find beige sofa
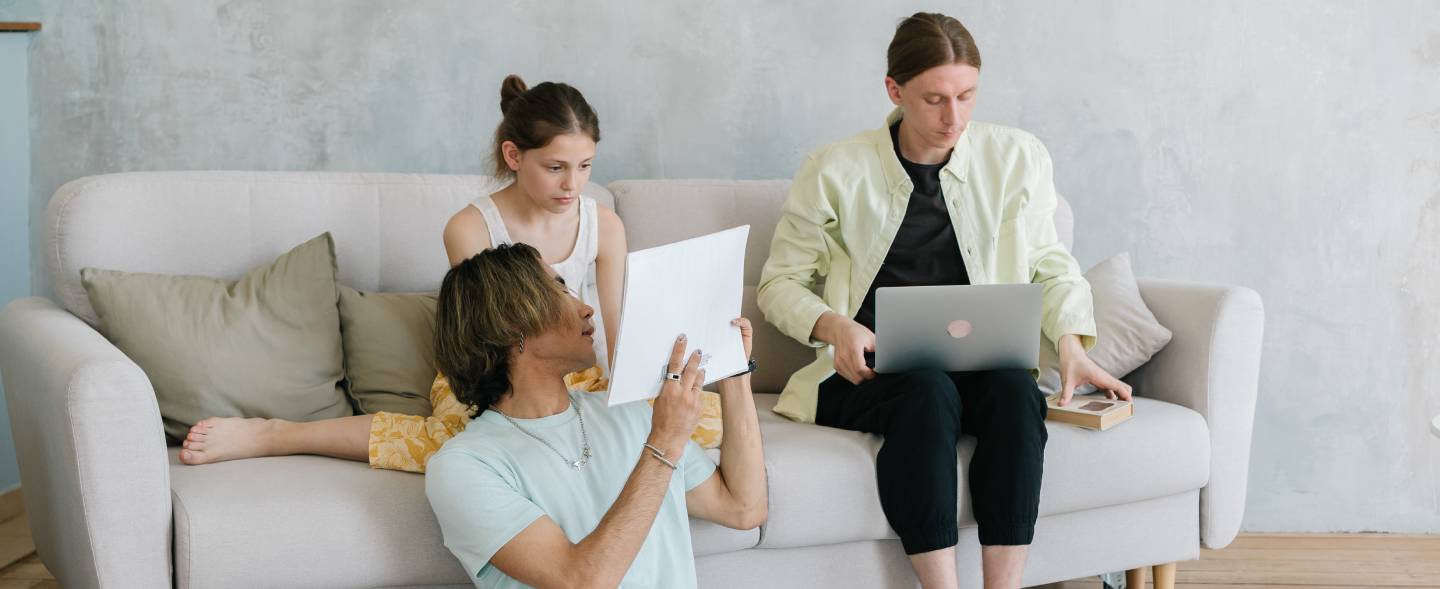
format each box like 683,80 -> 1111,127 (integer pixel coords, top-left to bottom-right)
0,172 -> 1264,588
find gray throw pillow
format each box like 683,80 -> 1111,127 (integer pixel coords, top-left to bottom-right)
81,233 -> 352,441
1038,253 -> 1172,396
338,286 -> 437,416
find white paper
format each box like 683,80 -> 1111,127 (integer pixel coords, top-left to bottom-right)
606,225 -> 750,406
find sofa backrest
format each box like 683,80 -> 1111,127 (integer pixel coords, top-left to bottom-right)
44,171 -> 614,326
45,172 -> 1074,396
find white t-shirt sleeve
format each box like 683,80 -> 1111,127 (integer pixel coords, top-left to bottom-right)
425,449 -> 546,580
680,439 -> 717,492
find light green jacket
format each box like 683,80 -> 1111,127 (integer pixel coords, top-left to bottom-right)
758,110 -> 1098,423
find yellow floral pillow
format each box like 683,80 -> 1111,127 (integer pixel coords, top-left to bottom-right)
687,390 -> 723,449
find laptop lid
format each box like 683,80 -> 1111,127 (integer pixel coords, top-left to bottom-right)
873,284 -> 1043,374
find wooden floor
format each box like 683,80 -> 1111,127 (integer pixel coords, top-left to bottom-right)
0,517 -> 1433,588
0,555 -> 54,589
0,512 -> 54,589
1052,533 -> 1440,588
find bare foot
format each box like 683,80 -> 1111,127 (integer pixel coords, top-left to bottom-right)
178,417 -> 281,465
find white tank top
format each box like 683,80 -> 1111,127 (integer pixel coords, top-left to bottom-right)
470,192 -> 609,374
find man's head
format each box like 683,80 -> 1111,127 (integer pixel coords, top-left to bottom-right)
434,243 -> 597,416
884,13 -> 982,153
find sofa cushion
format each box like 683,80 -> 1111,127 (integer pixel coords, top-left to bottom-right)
338,286 -> 439,416
169,450 -> 757,589
1038,253 -> 1174,396
82,233 -> 352,441
753,393 -> 1209,549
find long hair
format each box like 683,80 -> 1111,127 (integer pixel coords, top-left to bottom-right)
433,243 -> 570,417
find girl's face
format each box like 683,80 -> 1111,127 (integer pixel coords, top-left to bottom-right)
502,132 -> 597,214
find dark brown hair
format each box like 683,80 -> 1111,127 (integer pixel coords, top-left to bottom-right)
886,12 -> 982,86
491,75 -> 601,178
433,243 -> 572,417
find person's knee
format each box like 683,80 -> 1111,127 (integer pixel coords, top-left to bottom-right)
980,369 -> 1042,398
975,369 -> 1047,418
982,368 -> 1039,389
894,369 -> 961,426
905,369 -> 960,406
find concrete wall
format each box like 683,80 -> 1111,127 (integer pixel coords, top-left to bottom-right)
0,32 -> 33,491
9,0 -> 1440,532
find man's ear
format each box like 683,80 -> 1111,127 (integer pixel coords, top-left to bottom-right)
884,76 -> 903,106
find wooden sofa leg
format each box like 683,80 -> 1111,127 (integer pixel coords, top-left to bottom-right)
1125,567 -> 1145,587
1151,562 -> 1176,589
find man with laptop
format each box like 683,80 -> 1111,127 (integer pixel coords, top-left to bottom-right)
756,12 -> 1132,589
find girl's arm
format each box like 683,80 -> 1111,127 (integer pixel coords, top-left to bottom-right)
594,206 -> 628,369
442,206 -> 494,267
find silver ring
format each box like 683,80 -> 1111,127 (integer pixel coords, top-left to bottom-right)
664,372 -> 682,381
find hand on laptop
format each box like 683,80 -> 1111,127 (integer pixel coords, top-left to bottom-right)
813,311 -> 877,384
1057,334 -> 1133,406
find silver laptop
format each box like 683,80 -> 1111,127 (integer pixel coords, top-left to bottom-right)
873,284 -> 1043,374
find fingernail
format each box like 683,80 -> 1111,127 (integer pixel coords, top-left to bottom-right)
679,334 -> 687,341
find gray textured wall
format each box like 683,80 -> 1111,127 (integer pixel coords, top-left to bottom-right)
0,0 -> 38,20
13,1 -> 1440,532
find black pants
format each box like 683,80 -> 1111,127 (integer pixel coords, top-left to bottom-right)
816,368 -> 1048,554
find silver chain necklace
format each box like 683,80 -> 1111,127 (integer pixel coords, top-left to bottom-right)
495,397 -> 593,471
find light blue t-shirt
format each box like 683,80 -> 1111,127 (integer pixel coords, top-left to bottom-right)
425,391 -> 717,589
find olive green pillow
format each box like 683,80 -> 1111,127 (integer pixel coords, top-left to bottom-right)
80,233 -> 352,441
338,286 -> 437,416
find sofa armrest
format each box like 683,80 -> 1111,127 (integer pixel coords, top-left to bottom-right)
1127,279 -> 1264,550
0,297 -> 171,589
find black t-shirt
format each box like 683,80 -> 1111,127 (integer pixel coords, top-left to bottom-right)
852,122 -> 972,335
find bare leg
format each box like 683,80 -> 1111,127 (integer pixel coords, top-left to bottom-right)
909,546 -> 958,589
180,414 -> 373,465
980,545 -> 1028,589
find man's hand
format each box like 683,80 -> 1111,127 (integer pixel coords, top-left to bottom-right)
649,334 -> 705,457
1057,334 -> 1132,406
732,317 -> 754,363
812,311 -> 876,384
